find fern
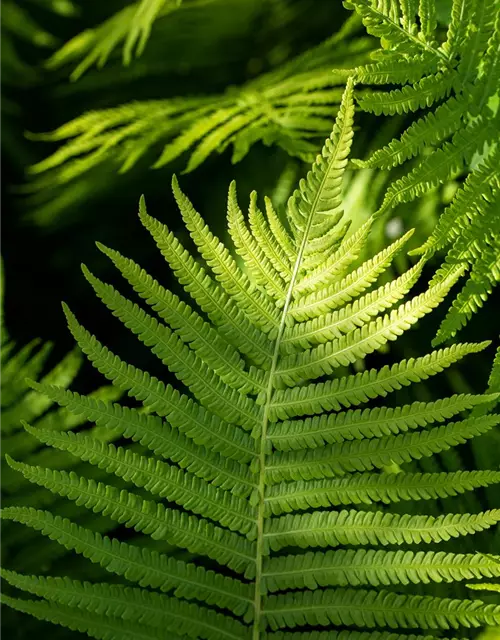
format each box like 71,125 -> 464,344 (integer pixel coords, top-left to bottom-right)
25,10 -> 371,215
3,81 -> 500,639
46,0 -> 183,78
343,0 -> 500,341
0,258 -> 121,580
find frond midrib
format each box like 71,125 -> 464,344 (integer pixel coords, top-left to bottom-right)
252,81 -> 354,638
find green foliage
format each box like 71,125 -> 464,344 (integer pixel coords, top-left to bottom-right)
22,0 -> 373,224
0,0 -> 75,157
2,82 -> 500,639
27,12 -> 366,197
47,0 -> 184,77
344,0 -> 500,342
0,258 -> 121,579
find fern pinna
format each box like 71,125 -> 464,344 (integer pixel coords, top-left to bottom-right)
2,80 -> 500,639
344,0 -> 500,343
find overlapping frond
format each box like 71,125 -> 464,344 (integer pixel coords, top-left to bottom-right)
3,85 -> 500,639
25,14 -> 373,224
345,0 -> 500,340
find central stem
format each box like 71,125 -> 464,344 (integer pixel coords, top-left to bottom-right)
252,219 -> 318,639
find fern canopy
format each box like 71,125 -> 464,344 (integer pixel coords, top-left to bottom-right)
2,82 -> 500,639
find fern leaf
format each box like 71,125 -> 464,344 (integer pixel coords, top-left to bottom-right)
266,509 -> 500,552
248,197 -> 294,280
228,185 -> 287,299
172,176 -> 281,334
343,0 -> 444,59
97,242 -> 264,394
5,89 -> 500,639
265,470 -> 500,516
1,507 -> 252,615
268,342 -> 490,420
5,456 -> 255,575
294,232 -> 417,320
354,96 -> 468,170
377,118 -> 492,215
292,219 -> 372,296
269,393 -> 498,451
82,266 -> 261,430
1,595 -> 167,640
264,588 -> 500,630
28,383 -> 254,496
30,380 -> 255,464
138,195 -> 274,365
22,425 -> 255,536
268,415 -> 500,482
283,261 -> 424,349
278,267 -> 465,386
443,0 -> 474,57
357,72 -> 455,116
286,77 -> 355,248
1,570 -> 249,640
264,549 -> 500,591
47,0 -> 182,79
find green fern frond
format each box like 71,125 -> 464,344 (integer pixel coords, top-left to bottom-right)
47,0 -> 183,79
3,84 -> 500,639
1,594 -> 169,640
344,0 -> 500,339
26,18 -> 372,224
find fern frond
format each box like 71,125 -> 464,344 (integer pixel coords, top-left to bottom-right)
291,226 -> 412,311
266,508 -> 500,552
354,96 -> 468,170
138,196 -> 274,366
267,415 -> 500,482
96,242 -> 264,394
22,425 -> 255,535
172,176 -> 281,334
345,0 -> 500,338
1,594 -> 167,640
357,72 -> 455,116
282,262 -> 424,349
278,268 -> 464,385
4,89 -> 500,639
47,0 -> 183,79
30,380 -> 255,463
287,76 -> 355,248
228,186 -> 287,299
28,25 -> 366,220
81,266 -> 261,430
